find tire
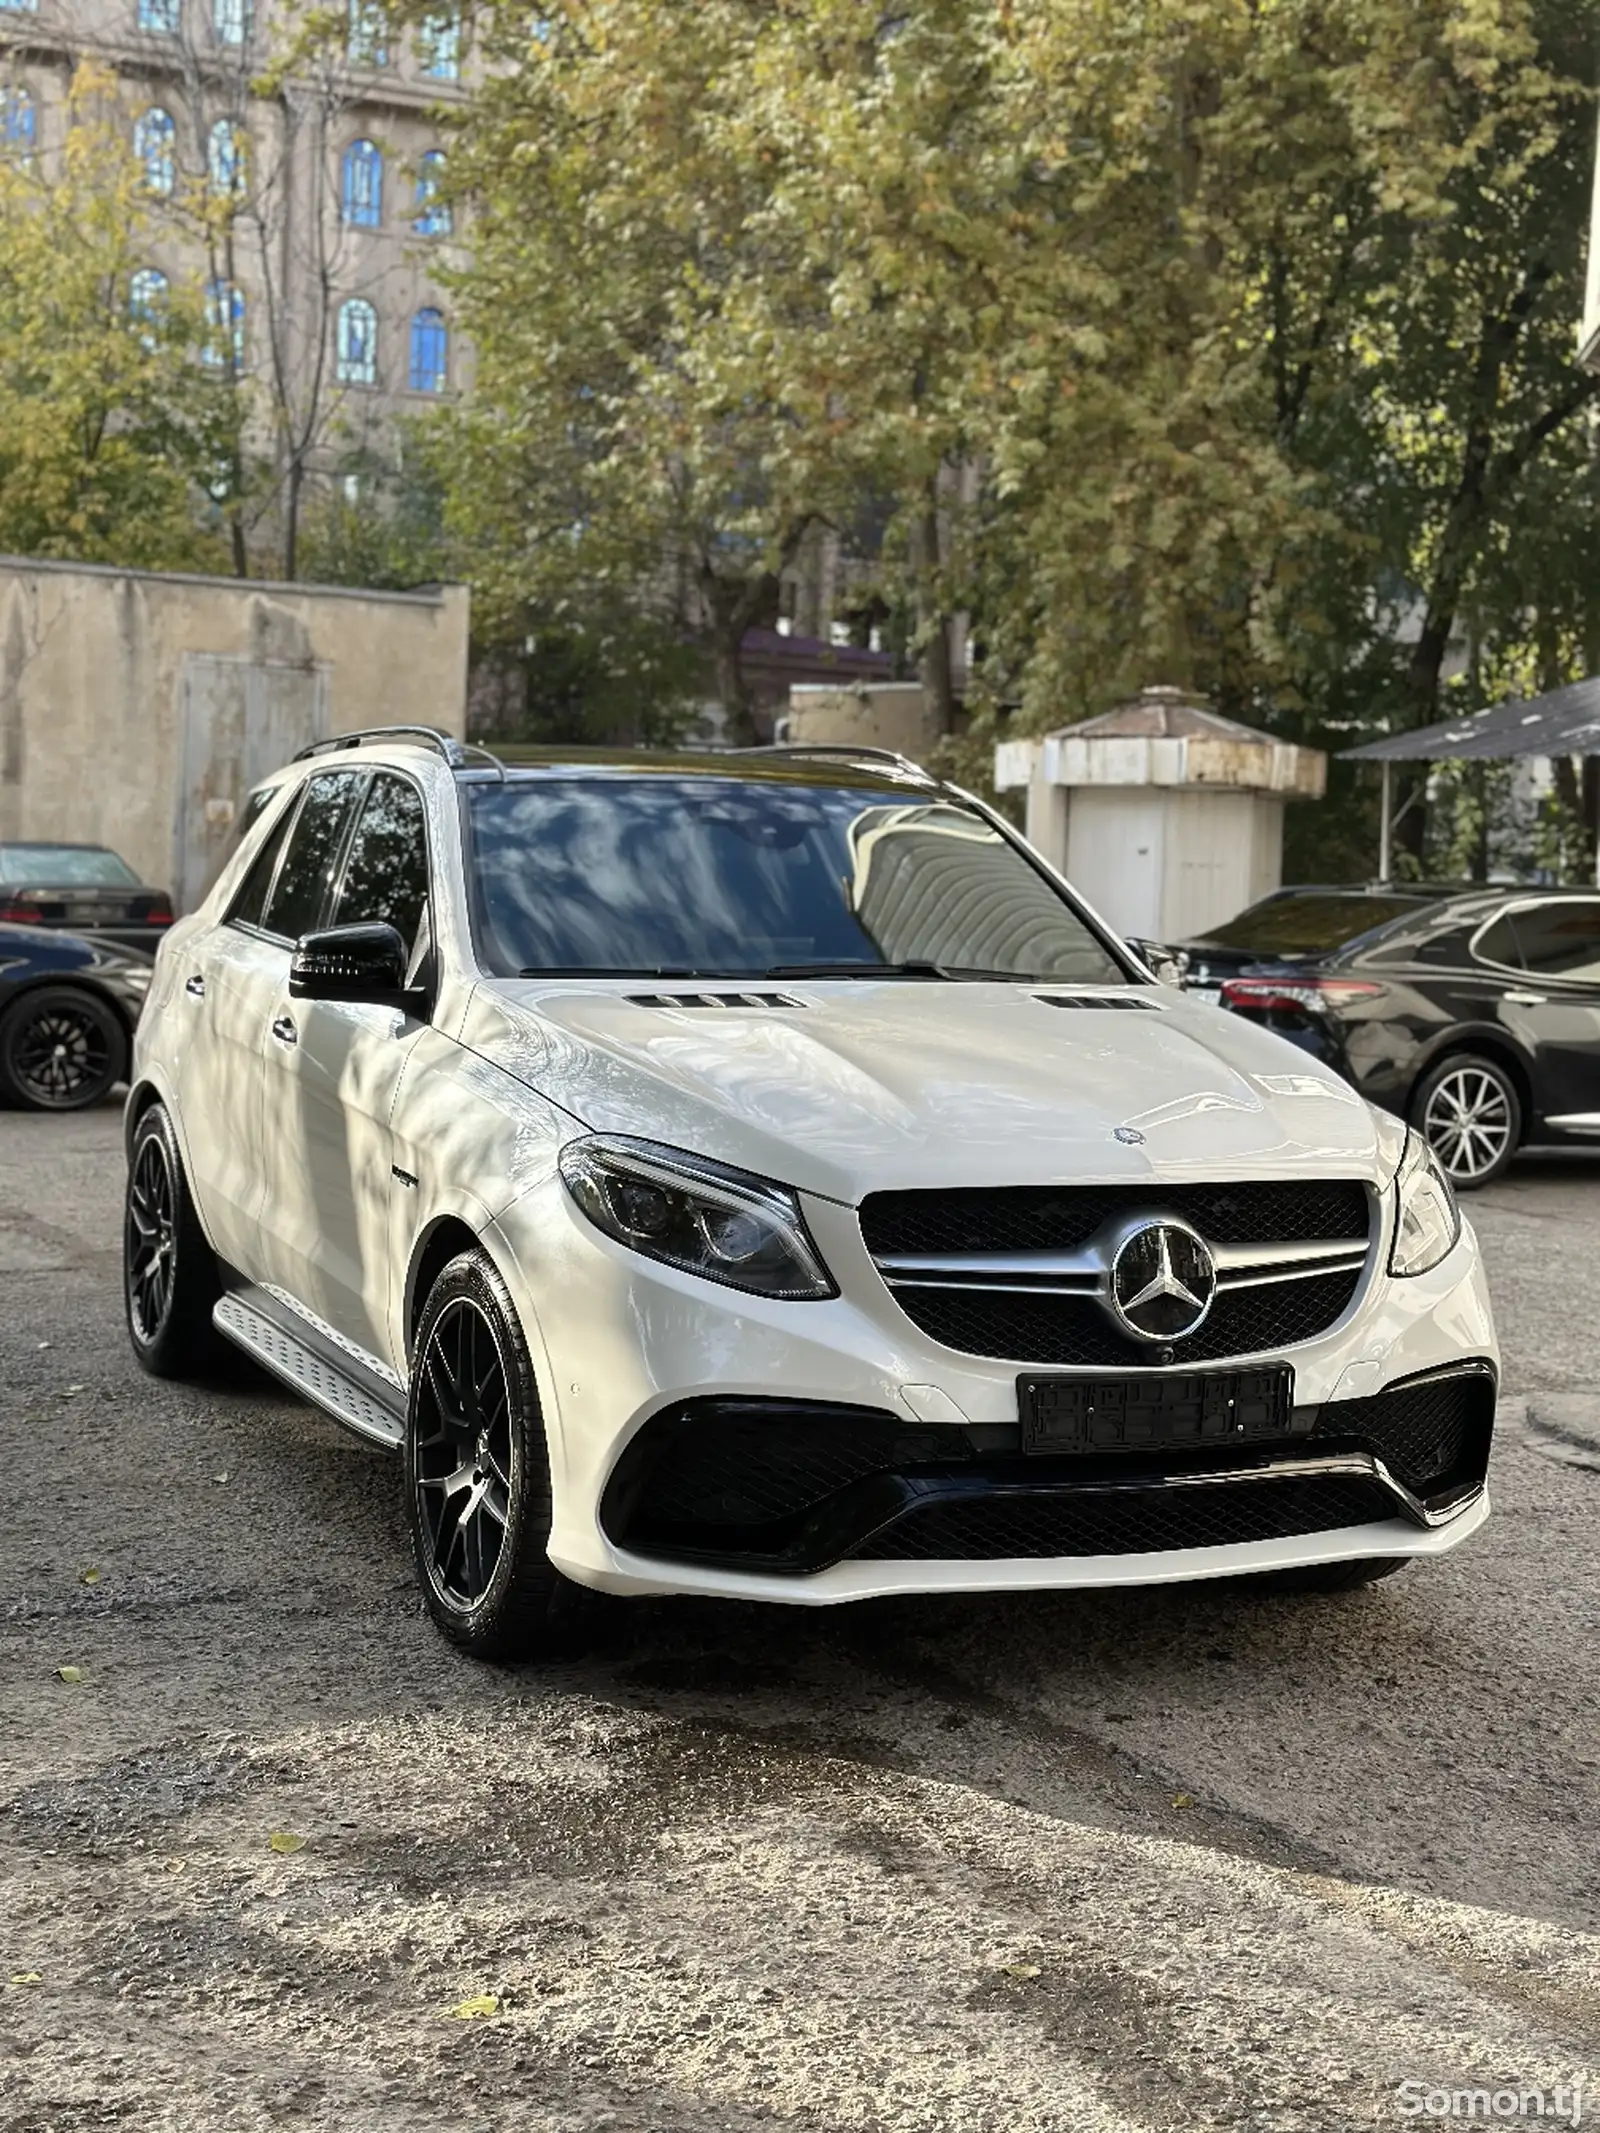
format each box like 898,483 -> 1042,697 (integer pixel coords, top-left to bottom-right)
405,1250 -> 591,1661
1409,1051 -> 1521,1190
124,1102 -> 227,1378
0,985 -> 128,1111
1261,1556 -> 1410,1594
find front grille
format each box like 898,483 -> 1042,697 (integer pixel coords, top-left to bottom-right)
856,1474 -> 1399,1560
1313,1367 -> 1494,1497
860,1182 -> 1370,1258
893,1267 -> 1362,1366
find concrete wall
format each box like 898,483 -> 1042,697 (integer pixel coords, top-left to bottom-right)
783,682 -> 945,763
0,557 -> 468,908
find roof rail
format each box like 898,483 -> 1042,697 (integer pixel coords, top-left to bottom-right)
732,742 -> 938,784
291,725 -> 507,779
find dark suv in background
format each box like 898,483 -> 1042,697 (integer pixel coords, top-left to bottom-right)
1181,884 -> 1600,1188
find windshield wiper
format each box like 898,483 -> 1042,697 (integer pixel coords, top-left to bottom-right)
763,961 -> 1035,982
516,965 -> 748,979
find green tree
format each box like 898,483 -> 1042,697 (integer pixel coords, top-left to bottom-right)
0,64 -> 231,568
437,0 -> 1027,737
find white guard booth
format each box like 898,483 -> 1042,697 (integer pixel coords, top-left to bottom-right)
994,686 -> 1326,944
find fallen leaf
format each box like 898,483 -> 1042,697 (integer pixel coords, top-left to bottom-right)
163,1857 -> 187,1875
79,1568 -> 100,1587
1171,1793 -> 1194,1809
211,1472 -> 230,1485
268,1831 -> 307,1855
56,1665 -> 83,1684
448,1993 -> 500,2020
1001,1962 -> 1042,1981
9,1972 -> 42,1986
35,1340 -> 51,1350
65,1383 -> 84,1394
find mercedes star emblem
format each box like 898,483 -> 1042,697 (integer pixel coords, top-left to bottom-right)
1108,1220 -> 1217,1342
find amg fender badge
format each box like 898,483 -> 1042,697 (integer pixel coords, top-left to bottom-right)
1113,1125 -> 1145,1145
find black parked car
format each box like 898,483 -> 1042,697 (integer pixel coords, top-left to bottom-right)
1181,883 -> 1600,1188
0,924 -> 151,1111
0,842 -> 175,953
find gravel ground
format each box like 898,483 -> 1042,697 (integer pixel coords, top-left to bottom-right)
1,1107 -> 1597,2133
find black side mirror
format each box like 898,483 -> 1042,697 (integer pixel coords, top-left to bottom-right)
290,922 -> 421,1010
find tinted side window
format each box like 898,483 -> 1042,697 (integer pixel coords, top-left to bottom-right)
1509,901 -> 1600,982
261,771 -> 363,943
332,773 -> 429,955
1470,915 -> 1522,971
229,802 -> 297,931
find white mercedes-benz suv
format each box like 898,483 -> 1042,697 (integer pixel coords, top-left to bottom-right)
124,730 -> 1497,1657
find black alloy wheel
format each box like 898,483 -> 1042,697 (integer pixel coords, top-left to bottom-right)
123,1102 -> 225,1378
406,1250 -> 589,1659
1410,1052 -> 1521,1190
0,986 -> 127,1111
126,1129 -> 177,1346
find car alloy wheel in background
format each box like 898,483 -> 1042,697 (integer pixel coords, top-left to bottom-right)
0,986 -> 126,1111
1413,1055 -> 1520,1190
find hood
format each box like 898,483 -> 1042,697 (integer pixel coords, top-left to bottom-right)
459,979 -> 1399,1204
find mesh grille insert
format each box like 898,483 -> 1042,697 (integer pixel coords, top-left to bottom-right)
860,1182 -> 1370,1257
1313,1369 -> 1494,1494
857,1474 -> 1400,1560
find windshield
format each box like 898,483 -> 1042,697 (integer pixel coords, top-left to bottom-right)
1194,892 -> 1425,957
0,844 -> 140,887
467,777 -> 1129,983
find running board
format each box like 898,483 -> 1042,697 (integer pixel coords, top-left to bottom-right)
213,1287 -> 406,1451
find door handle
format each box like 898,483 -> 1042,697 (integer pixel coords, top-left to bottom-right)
270,1013 -> 298,1046
185,973 -> 206,999
1504,990 -> 1547,1006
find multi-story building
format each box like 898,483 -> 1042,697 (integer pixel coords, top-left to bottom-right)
0,0 -> 469,557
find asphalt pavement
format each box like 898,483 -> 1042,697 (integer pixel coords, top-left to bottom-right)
1,1106 -> 1597,2133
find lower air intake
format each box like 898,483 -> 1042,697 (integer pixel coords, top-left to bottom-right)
855,1474 -> 1400,1560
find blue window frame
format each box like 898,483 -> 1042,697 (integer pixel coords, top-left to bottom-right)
134,107 -> 176,194
213,0 -> 249,42
208,118 -> 246,196
202,279 -> 245,371
0,0 -> 40,15
347,0 -> 388,66
130,267 -> 169,347
130,266 -> 169,315
408,307 -> 448,393
341,138 -> 382,227
413,150 -> 450,236
137,0 -> 181,33
2,85 -> 34,151
418,10 -> 458,78
336,298 -> 377,386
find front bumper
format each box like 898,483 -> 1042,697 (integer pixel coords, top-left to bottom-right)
483,1182 -> 1498,1603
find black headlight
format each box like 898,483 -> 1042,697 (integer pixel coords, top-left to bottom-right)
558,1135 -> 836,1300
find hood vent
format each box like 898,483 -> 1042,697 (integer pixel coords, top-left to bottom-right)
1035,992 -> 1161,1011
626,991 -> 807,1011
